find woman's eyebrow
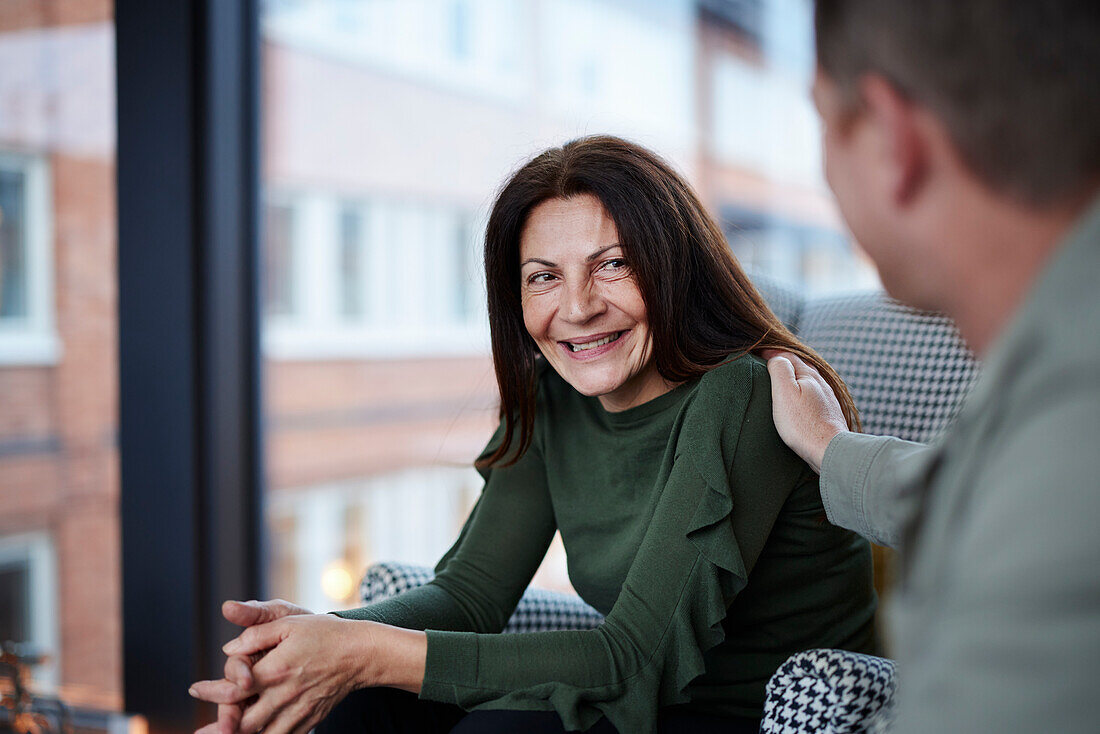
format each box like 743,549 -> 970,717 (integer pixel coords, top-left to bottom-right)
520,244 -> 621,269
521,256 -> 556,268
585,244 -> 621,262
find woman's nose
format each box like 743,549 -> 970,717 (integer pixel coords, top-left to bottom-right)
562,279 -> 606,323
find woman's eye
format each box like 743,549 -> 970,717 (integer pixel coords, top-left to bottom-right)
602,258 -> 628,271
526,272 -> 555,285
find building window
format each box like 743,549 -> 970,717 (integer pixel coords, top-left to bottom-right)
0,152 -> 58,365
263,192 -> 489,360
338,204 -> 366,321
0,533 -> 58,686
0,563 -> 29,643
698,0 -> 764,45
0,166 -> 28,319
449,0 -> 471,60
263,199 -> 297,318
454,213 -> 477,322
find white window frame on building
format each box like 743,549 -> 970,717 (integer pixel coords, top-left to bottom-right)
0,151 -> 59,366
262,188 -> 489,361
0,531 -> 60,686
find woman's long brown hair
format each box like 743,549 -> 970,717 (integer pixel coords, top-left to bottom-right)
479,135 -> 860,468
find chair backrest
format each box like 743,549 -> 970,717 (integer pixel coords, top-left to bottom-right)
756,280 -> 979,443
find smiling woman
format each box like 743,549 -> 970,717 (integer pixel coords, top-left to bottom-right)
191,136 -> 877,734
519,195 -> 666,413
479,135 -> 860,470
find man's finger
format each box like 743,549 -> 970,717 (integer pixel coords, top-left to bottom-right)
780,351 -> 818,377
195,723 -> 221,734
189,678 -> 252,705
766,354 -> 797,387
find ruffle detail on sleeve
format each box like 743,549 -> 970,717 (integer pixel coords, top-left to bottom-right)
428,531 -> 748,734
650,355 -> 758,711
421,357 -> 764,734
679,356 -> 754,586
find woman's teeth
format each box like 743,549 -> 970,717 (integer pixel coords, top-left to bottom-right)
568,332 -> 622,352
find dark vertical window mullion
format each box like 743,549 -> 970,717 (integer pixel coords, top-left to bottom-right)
118,1 -> 262,731
198,0 -> 265,699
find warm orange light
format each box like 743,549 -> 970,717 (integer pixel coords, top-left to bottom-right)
321,560 -> 356,601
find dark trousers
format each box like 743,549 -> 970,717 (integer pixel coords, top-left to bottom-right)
314,687 -> 762,733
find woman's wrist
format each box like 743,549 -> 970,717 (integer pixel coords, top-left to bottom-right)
349,620 -> 427,694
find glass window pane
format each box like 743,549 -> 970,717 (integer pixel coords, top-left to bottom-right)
0,167 -> 27,319
338,205 -> 364,320
263,201 -> 296,318
259,0 -> 878,617
0,563 -> 29,644
0,3 -> 121,714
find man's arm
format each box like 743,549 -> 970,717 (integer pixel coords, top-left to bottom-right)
765,351 -> 933,548
820,432 -> 929,548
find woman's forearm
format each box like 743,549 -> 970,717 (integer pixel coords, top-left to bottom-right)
355,621 -> 428,695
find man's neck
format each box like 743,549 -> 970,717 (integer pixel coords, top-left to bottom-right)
934,186 -> 1096,357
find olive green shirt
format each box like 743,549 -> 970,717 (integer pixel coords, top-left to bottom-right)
341,355 -> 877,733
821,195 -> 1100,733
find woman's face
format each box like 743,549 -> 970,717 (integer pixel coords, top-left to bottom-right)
519,194 -> 671,412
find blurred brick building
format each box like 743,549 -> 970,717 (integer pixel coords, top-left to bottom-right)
0,0 -> 120,709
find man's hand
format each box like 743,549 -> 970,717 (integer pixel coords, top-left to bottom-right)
190,599 -> 312,734
763,350 -> 850,473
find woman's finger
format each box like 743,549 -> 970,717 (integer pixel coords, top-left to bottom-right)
222,599 -> 312,628
224,619 -> 288,657
194,723 -> 221,734
255,699 -> 315,734
238,687 -> 289,734
189,678 -> 253,705
224,654 -> 254,690
217,703 -> 243,734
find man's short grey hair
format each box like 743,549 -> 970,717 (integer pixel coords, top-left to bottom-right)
815,0 -> 1100,205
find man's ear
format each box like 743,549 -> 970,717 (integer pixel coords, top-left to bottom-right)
858,74 -> 927,206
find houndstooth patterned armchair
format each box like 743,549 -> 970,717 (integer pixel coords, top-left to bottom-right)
359,283 -> 978,732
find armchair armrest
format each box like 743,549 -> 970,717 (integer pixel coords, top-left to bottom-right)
761,648 -> 898,734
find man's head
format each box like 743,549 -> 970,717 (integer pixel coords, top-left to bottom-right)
812,0 -> 1100,311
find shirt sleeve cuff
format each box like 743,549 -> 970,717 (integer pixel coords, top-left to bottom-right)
821,432 -> 894,542
420,630 -> 479,705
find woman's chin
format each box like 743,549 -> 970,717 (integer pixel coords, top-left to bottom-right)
567,380 -> 620,398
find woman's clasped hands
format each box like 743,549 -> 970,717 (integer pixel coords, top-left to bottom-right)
189,599 -> 427,734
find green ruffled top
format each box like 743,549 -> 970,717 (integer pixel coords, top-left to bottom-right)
337,354 -> 877,733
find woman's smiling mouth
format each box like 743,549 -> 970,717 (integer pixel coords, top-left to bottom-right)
560,331 -> 628,359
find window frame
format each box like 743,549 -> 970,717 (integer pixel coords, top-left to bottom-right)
117,0 -> 264,729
